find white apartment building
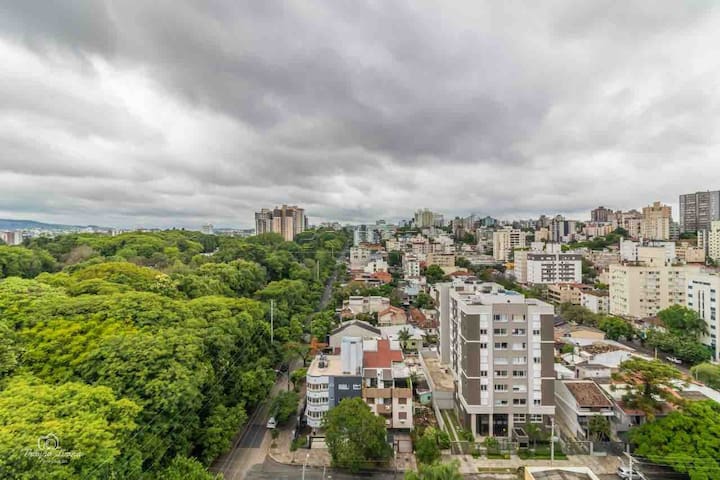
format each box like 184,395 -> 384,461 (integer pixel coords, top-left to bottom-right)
403,254 -> 421,277
349,246 -> 371,269
437,282 -> 555,438
609,262 -> 701,318
640,201 -> 672,241
686,272 -> 720,362
619,238 -> 676,263
580,290 -> 610,315
524,252 -> 582,285
699,220 -> 720,262
363,258 -> 389,274
493,227 -> 526,261
343,296 -> 390,316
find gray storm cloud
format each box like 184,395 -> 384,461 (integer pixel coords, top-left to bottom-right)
0,1 -> 719,227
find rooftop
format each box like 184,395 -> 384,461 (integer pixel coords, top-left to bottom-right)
420,350 -> 454,392
564,381 -> 613,408
363,339 -> 403,369
307,355 -> 351,377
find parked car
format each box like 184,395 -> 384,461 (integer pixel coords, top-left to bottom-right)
617,466 -> 646,479
266,417 -> 277,429
666,356 -> 682,364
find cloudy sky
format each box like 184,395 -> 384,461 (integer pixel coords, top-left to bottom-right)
1,1 -> 719,228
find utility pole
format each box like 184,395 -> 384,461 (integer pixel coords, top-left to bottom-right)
270,299 -> 274,344
550,416 -> 555,466
302,452 -> 310,480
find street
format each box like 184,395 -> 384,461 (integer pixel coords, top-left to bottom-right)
245,458 -> 400,480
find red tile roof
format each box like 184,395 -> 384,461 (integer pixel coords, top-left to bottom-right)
363,339 -> 403,369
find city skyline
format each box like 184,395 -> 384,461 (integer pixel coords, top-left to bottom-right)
1,2 -> 720,228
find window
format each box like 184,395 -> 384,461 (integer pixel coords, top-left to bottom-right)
494,328 -> 507,335
367,398 -> 374,404
513,414 -> 526,423
534,399 -> 542,406
494,342 -> 508,349
494,384 -> 508,392
399,412 -> 407,420
495,399 -> 509,406
480,385 -> 488,391
480,370 -> 488,377
479,343 -> 488,349
480,329 -> 488,335
530,414 -> 543,423
533,357 -> 541,364
398,398 -> 407,405
512,370 -> 526,377
513,398 -> 527,406
494,370 -> 508,377
513,384 -> 527,392
512,328 -> 526,336
533,329 -> 540,336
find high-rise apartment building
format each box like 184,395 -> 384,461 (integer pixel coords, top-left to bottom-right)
679,190 -> 720,233
640,201 -> 671,240
493,227 -> 526,261
686,273 -> 720,362
254,204 -> 306,241
699,220 -> 720,262
549,216 -> 577,243
609,260 -> 700,318
590,206 -> 613,223
435,282 -> 555,438
414,209 -> 444,228
514,251 -> 582,285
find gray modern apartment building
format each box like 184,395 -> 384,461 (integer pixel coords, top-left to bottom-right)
679,190 -> 720,233
435,281 -> 555,438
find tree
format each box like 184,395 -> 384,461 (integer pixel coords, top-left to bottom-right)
587,415 -> 610,441
310,311 -> 336,342
398,328 -> 412,350
290,368 -> 307,391
630,400 -> 720,480
425,265 -> 447,284
405,460 -> 462,480
598,316 -> 635,341
658,305 -> 707,340
455,257 -> 471,269
691,362 -> 720,389
271,391 -> 300,424
324,397 -> 392,472
612,358 -> 683,419
388,251 -> 402,267
525,423 -> 547,449
558,303 -> 599,326
414,292 -> 434,309
414,429 -> 441,464
158,457 -> 222,480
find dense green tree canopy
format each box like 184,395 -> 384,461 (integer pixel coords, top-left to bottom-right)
324,397 -> 392,472
658,305 -> 707,339
630,401 -> 720,480
612,358 -> 683,419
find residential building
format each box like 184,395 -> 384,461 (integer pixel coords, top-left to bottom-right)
329,321 -> 381,350
426,252 -> 456,268
619,238 -> 675,263
362,339 -> 414,430
414,209 -> 444,228
686,272 -> 720,362
306,339 -> 364,430
381,324 -> 425,352
349,246 -> 371,269
377,306 -> 407,327
679,190 -> 720,233
590,206 -> 614,223
550,216 -> 577,243
254,204 -> 306,241
403,254 -> 421,277
640,201 -> 671,240
438,282 -> 555,438
493,227 -> 526,261
675,242 -> 705,264
523,252 -> 582,285
547,284 -> 592,305
341,296 -> 390,317
554,380 -> 614,441
363,258 -> 389,274
609,262 -> 701,318
201,224 -> 214,235
580,290 -> 610,314
700,220 -> 720,262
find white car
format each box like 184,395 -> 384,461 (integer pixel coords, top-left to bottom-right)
666,356 -> 682,364
266,417 -> 277,429
617,466 -> 646,480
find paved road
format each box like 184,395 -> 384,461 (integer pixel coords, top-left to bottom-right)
245,458 -> 400,480
617,339 -> 693,375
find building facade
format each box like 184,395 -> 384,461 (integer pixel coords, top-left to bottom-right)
493,227 -> 526,261
686,273 -> 720,362
680,190 -> 720,233
640,201 -> 671,241
524,252 -> 582,285
590,206 -> 614,223
439,282 -> 555,438
254,204 -> 306,241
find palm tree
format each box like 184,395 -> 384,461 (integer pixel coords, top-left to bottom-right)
398,327 -> 411,351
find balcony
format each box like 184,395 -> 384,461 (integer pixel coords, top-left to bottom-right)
377,404 -> 393,415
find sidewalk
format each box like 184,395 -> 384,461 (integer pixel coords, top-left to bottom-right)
451,452 -> 621,475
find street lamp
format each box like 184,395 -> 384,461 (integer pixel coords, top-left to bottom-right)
302,452 -> 310,480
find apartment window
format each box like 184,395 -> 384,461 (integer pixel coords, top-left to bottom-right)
399,412 -> 407,420
533,329 -> 541,336
534,399 -> 542,406
530,414 -> 543,423
533,357 -> 541,364
495,384 -> 508,392
494,342 -> 508,349
513,414 -> 526,423
512,328 -> 526,336
494,328 -> 507,335
512,370 -> 526,377
480,385 -> 488,391
479,343 -> 488,349
513,399 -> 527,406
398,397 -> 407,405
495,399 -> 509,406
480,329 -> 488,335
367,398 -> 375,404
495,370 -> 508,377
513,385 -> 527,392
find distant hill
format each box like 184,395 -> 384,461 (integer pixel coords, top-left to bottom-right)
0,218 -> 103,231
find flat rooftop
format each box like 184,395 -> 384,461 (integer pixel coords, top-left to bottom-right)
307,355 -> 351,377
420,350 -> 454,392
531,471 -> 592,480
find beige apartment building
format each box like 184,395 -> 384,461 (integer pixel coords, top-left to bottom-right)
640,201 -> 671,241
254,204 -> 306,241
426,252 -> 456,268
493,227 -> 526,261
699,220 -> 720,262
609,261 -> 701,318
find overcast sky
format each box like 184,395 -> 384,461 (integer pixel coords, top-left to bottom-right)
1,1 -> 719,228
